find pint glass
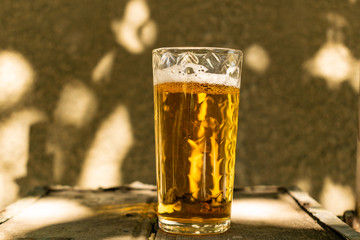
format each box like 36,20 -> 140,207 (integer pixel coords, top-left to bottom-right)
152,47 -> 243,234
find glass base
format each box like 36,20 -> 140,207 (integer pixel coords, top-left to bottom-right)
158,216 -> 231,235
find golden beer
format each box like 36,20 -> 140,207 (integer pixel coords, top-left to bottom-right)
153,47 -> 242,234
154,81 -> 240,233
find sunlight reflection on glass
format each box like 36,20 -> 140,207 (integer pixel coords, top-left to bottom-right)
54,80 -> 98,128
0,109 -> 46,209
0,51 -> 34,110
78,105 -> 134,188
111,0 -> 157,54
244,44 -> 270,74
319,176 -> 355,216
92,50 -> 116,84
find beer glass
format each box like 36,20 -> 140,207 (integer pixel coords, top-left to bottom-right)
152,47 -> 243,234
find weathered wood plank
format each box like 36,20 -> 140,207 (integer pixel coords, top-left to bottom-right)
288,188 -> 360,240
156,186 -> 344,240
0,185 -> 157,240
1,185 -> 358,240
0,186 -> 48,225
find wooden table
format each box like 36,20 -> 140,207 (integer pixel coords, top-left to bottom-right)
1,184 -> 360,240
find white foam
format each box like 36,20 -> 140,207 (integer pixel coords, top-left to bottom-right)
153,63 -> 240,88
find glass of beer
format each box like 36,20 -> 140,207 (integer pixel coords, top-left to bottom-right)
152,47 -> 243,234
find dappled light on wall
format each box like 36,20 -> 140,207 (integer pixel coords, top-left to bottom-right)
54,80 -> 98,128
295,178 -> 312,195
111,0 -> 157,54
0,109 -> 46,209
92,50 -> 116,84
78,105 -> 134,188
49,80 -> 99,183
0,51 -> 34,111
319,176 -> 355,216
244,44 -> 270,74
304,12 -> 359,91
304,42 -> 358,90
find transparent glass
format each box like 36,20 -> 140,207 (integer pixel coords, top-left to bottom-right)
152,47 -> 243,234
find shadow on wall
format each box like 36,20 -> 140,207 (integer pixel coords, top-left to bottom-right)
0,0 -> 158,209
0,0 -> 359,216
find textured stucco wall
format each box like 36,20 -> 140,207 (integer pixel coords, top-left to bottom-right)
0,0 -> 360,215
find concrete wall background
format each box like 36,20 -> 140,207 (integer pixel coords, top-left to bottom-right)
0,0 -> 359,215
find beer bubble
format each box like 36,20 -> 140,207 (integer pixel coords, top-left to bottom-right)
198,66 -> 207,72
185,67 -> 195,74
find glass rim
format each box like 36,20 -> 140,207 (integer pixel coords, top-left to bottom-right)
152,47 -> 243,56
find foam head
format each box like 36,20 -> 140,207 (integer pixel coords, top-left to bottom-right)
153,63 -> 241,88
